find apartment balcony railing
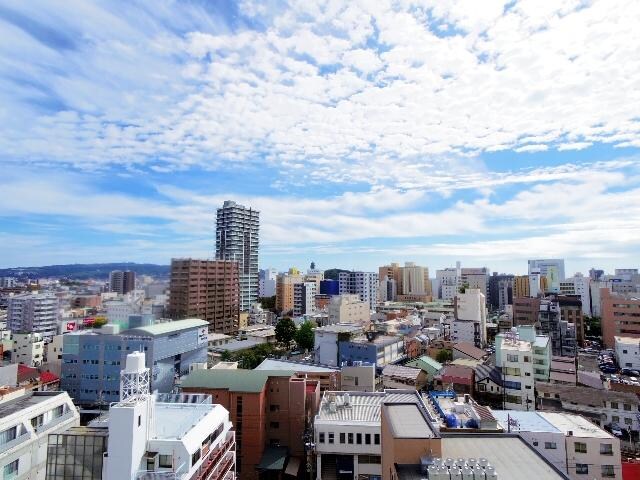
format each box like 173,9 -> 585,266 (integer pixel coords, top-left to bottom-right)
190,431 -> 235,480
0,431 -> 32,454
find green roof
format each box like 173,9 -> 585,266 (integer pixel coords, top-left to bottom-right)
257,446 -> 288,470
181,369 -> 295,393
405,355 -> 443,374
124,318 -> 208,336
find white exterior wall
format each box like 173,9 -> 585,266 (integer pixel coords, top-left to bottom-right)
12,332 -> 45,367
497,340 -> 535,410
451,320 -> 476,344
565,436 -> 621,480
338,272 -> 379,310
0,392 -> 80,480
328,295 -> 369,325
614,337 -> 640,369
517,430 -> 567,474
315,331 -> 341,367
340,365 -> 376,392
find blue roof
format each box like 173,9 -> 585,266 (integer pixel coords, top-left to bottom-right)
492,411 -> 561,433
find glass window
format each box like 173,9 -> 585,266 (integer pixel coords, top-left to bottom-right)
600,444 -> 613,455
624,404 -> 631,411
191,449 -> 201,466
601,465 -> 615,477
374,434 -> 380,445
610,402 -> 618,409
158,453 -> 172,468
544,442 -> 557,449
575,442 -> 587,453
625,418 -> 633,425
319,432 -> 325,443
348,433 -> 353,444
0,426 -> 17,446
340,433 -> 345,444
576,463 -> 588,474
3,459 -> 18,478
356,433 -> 362,444
270,422 -> 279,429
365,433 -> 371,445
328,433 -> 334,444
269,404 -> 280,412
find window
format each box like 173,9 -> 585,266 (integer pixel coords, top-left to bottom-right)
3,459 -> 18,478
270,422 -> 279,429
601,465 -> 615,477
340,433 -> 345,444
191,449 -> 201,466
328,432 -> 334,444
600,444 -> 613,455
374,434 -> 380,445
319,432 -> 325,443
358,455 -> 381,464
575,442 -> 587,453
53,405 -> 64,418
532,440 -> 538,446
612,415 -> 620,423
0,426 -> 17,446
576,463 -> 588,474
269,404 -> 280,412
365,433 -> 371,445
624,403 -> 632,411
138,415 -> 142,427
507,354 -> 518,362
625,418 -> 632,425
611,402 -> 619,409
348,433 -> 353,444
523,356 -> 530,362
356,433 -> 362,444
159,455 -> 172,468
31,414 -> 44,429
544,442 -> 557,450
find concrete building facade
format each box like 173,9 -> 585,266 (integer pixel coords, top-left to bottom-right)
109,270 -> 136,295
339,271 -> 379,310
8,293 -> 59,341
601,289 -> 640,348
327,294 -> 369,325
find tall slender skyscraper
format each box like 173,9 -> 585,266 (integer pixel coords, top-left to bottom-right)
216,200 -> 260,311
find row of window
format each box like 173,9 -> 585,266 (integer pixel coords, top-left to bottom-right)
575,464 -> 615,477
318,431 -> 380,446
573,442 -> 614,455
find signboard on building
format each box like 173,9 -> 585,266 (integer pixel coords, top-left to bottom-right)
198,326 -> 208,345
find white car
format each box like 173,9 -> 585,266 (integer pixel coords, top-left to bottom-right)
611,425 -> 623,437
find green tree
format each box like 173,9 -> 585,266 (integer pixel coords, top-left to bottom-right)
259,296 -> 276,310
275,317 -> 297,346
295,321 -> 316,351
584,315 -> 602,337
220,350 -> 233,362
436,349 -> 452,363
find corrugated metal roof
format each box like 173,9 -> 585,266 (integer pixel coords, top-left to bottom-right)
316,391 -> 418,423
181,369 -> 294,393
405,355 -> 443,373
382,364 -> 422,380
124,318 -> 207,336
255,359 -> 339,372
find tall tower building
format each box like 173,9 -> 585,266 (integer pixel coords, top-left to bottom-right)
8,292 -> 59,341
109,270 -> 136,294
216,200 -> 260,312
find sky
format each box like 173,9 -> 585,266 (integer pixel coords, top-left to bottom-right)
1,0 -> 640,275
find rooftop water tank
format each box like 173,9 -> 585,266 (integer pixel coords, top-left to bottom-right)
478,458 -> 489,467
124,350 -> 146,373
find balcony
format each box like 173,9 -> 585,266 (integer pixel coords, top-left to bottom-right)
0,431 -> 32,454
190,431 -> 235,480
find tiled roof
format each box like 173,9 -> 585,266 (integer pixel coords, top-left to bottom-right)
453,342 -> 487,360
382,364 -> 422,380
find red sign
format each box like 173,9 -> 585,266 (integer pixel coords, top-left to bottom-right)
66,322 -> 76,331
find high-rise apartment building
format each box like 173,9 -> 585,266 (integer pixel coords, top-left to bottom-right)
436,262 -> 461,300
168,259 -> 239,334
293,281 -> 317,316
528,259 -> 565,292
460,266 -> 490,298
378,263 -> 402,300
216,200 -> 260,312
109,270 -> 136,294
338,271 -> 379,310
401,262 -> 430,296
7,292 -> 59,341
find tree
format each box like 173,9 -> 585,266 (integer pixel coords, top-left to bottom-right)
295,320 -> 316,351
220,350 -> 233,362
275,317 -> 297,346
259,296 -> 276,310
436,349 -> 452,363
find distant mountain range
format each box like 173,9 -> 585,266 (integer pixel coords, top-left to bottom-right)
0,263 -> 170,280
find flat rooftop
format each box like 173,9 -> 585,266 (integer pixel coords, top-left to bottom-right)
316,324 -> 363,333
153,402 -> 216,440
539,412 -> 613,439
385,403 -> 435,439
255,359 -> 339,373
124,318 -> 207,336
492,411 -> 561,433
441,436 -> 567,479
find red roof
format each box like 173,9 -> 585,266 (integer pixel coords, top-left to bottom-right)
436,365 -> 474,385
40,371 -> 60,384
17,364 -> 39,382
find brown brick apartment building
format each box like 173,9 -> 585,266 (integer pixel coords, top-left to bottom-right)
602,289 -> 640,348
168,258 -> 240,335
182,369 -> 320,480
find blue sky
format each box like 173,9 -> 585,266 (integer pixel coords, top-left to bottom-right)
1,0 -> 640,275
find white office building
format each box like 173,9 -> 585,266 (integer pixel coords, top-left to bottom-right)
314,324 -> 362,367
401,262 -> 430,295
328,294 -> 369,325
259,268 -> 277,298
7,293 -> 59,341
494,328 -> 537,410
0,390 -> 80,479
11,332 -> 45,367
560,274 -> 592,316
104,351 -> 235,480
437,264 -> 461,301
615,336 -> 640,369
338,272 -> 379,310
452,289 -> 487,347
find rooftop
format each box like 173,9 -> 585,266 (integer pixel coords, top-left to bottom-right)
153,402 -> 217,440
123,318 -> 207,336
453,342 -> 487,360
536,381 -> 639,405
435,364 -> 474,381
405,355 -> 443,373
315,324 -> 363,334
181,369 -> 294,393
350,334 -> 402,346
0,391 -> 67,419
211,339 -> 262,352
539,412 -> 613,439
255,359 -> 339,373
492,411 -> 561,433
316,390 -> 422,424
382,364 -> 422,381
385,403 -> 436,439
615,336 -> 640,346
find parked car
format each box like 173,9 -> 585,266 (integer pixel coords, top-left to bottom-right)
611,425 -> 623,437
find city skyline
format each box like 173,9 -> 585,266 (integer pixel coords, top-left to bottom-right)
1,1 -> 640,274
